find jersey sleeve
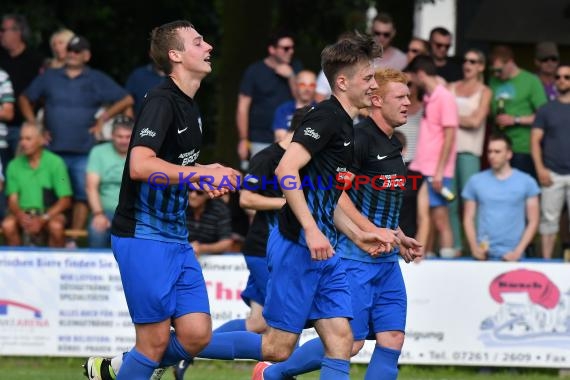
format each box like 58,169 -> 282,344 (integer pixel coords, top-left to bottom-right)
86,145 -> 103,175
130,96 -> 172,153
461,175 -> 478,201
532,104 -> 547,130
291,107 -> 336,156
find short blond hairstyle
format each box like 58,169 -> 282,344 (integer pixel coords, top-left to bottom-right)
50,28 -> 74,50
373,68 -> 408,97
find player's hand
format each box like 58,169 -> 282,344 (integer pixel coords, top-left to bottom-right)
537,168 -> 553,187
237,140 -> 249,161
208,166 -> 241,190
305,226 -> 334,261
274,64 -> 294,79
398,234 -> 422,263
207,188 -> 230,199
357,229 -> 397,257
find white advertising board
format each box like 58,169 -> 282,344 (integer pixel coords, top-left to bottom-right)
0,250 -> 569,368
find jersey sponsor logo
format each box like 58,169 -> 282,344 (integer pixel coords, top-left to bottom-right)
139,128 -> 156,138
377,154 -> 389,160
179,149 -> 200,166
303,127 -> 320,140
177,126 -> 188,134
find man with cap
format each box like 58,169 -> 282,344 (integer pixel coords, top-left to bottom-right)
19,34 -> 134,239
534,42 -> 560,101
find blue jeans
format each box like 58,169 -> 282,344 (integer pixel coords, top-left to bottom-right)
59,153 -> 88,201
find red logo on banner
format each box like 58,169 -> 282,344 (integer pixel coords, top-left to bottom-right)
489,269 -> 560,309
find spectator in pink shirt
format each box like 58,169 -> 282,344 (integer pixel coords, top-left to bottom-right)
406,55 -> 459,258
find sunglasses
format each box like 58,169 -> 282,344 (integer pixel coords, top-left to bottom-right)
463,58 -> 481,65
539,56 -> 559,63
433,42 -> 451,50
408,48 -> 421,54
373,31 -> 392,38
298,82 -> 316,89
555,74 -> 570,81
277,45 -> 294,52
490,67 -> 503,74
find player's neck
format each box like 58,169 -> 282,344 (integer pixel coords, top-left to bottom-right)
169,72 -> 201,98
370,111 -> 393,137
333,93 -> 360,119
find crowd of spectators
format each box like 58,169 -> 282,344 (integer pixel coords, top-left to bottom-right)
0,12 -> 568,261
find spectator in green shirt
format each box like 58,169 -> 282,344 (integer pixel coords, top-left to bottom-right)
85,115 -> 133,248
489,45 -> 547,179
2,122 -> 72,246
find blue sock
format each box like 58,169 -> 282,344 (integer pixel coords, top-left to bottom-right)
116,348 -> 158,380
320,357 -> 350,380
214,318 -> 247,333
264,338 -> 324,380
197,332 -> 262,360
364,345 -> 400,380
159,331 -> 192,367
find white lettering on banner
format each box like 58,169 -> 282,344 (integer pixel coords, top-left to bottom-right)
1,250 -> 570,368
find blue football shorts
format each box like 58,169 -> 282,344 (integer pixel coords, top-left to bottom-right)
340,258 -> 407,340
263,228 -> 353,334
240,255 -> 269,307
111,235 -> 210,324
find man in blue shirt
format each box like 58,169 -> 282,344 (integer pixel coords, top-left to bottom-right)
125,61 -> 166,117
19,35 -> 134,234
463,133 -> 540,261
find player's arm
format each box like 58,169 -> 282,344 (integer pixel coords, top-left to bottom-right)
503,196 -> 539,262
336,191 -> 396,251
275,142 -> 332,261
129,146 -> 239,189
240,189 -> 285,211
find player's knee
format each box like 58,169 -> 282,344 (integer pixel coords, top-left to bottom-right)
180,327 -> 212,356
262,338 -> 295,362
378,331 -> 405,351
48,219 -> 64,235
351,340 -> 365,356
2,216 -> 17,233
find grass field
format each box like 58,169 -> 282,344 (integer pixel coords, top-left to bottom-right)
0,357 -> 564,380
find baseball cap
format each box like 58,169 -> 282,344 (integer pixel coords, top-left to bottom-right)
535,42 -> 559,60
67,35 -> 91,52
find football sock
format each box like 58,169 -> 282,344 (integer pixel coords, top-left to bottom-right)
159,331 -> 192,367
213,318 -> 247,333
197,331 -> 262,360
116,348 -> 158,380
364,345 -> 400,380
320,357 -> 350,380
263,337 -> 324,380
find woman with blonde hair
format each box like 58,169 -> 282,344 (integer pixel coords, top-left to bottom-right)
447,48 -> 492,256
45,28 -> 74,69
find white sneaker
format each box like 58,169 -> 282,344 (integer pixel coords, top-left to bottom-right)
83,357 -> 115,380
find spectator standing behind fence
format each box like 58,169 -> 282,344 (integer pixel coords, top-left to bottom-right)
125,59 -> 166,117
1,122 -> 72,247
407,55 -> 458,258
406,37 -> 429,64
534,42 -> 559,101
186,190 -> 233,256
236,31 -> 302,167
489,45 -> 547,180
44,28 -> 74,69
428,27 -> 462,83
447,49 -> 492,256
272,70 -> 317,142
19,35 -> 133,244
370,13 -> 407,70
531,64 -> 570,259
462,134 -> 539,261
0,14 -> 44,159
0,69 -> 14,171
85,116 -> 133,248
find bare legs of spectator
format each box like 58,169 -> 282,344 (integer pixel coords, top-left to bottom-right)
2,214 -> 66,247
431,206 -> 455,258
72,201 -> 89,231
415,182 -> 431,258
541,233 -> 557,259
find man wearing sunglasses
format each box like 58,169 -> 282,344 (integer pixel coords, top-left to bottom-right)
237,31 -> 302,169
370,13 -> 407,71
534,42 -> 560,101
489,45 -> 547,179
531,64 -> 570,259
428,27 -> 462,83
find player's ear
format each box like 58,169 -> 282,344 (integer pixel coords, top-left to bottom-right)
371,94 -> 382,107
168,49 -> 182,63
336,74 -> 348,92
